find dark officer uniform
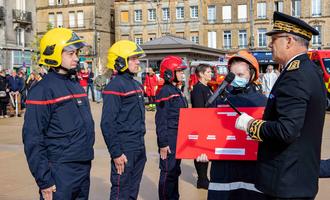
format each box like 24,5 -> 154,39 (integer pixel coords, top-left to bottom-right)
246,12 -> 327,199
23,70 -> 95,199
156,83 -> 188,200
101,71 -> 146,200
208,85 -> 267,200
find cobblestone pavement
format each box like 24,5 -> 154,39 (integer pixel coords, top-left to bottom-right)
0,102 -> 329,200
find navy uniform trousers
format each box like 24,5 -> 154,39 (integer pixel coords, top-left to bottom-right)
40,161 -> 91,200
110,149 -> 146,200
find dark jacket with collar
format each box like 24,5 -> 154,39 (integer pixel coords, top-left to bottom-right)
155,83 -> 188,149
101,72 -> 146,159
255,54 -> 327,198
22,70 -> 95,189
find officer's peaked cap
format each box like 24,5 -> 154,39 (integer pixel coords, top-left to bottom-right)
266,11 -> 319,41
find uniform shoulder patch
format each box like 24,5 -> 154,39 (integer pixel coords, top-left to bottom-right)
286,60 -> 300,71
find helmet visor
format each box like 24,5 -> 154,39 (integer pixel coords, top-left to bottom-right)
177,59 -> 188,70
63,41 -> 87,52
129,43 -> 146,58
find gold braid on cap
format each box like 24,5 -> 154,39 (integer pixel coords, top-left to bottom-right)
274,20 -> 313,40
248,119 -> 265,142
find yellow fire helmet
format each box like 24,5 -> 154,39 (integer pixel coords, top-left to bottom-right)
107,40 -> 145,72
39,28 -> 87,67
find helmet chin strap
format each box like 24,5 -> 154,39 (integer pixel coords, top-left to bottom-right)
55,66 -> 78,80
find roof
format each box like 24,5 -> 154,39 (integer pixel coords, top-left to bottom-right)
141,35 -> 225,58
143,35 -> 195,46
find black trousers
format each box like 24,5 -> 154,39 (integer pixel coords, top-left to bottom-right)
194,160 -> 209,181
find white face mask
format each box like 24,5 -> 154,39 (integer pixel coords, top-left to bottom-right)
231,76 -> 249,88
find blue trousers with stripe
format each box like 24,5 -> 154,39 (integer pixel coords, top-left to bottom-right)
40,161 -> 91,200
158,152 -> 181,200
110,149 -> 146,200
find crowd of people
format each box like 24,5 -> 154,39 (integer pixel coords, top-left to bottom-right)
16,11 -> 329,200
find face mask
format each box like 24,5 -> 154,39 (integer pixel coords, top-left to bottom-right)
231,76 -> 249,88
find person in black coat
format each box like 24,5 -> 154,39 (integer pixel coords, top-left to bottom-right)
190,64 -> 213,189
0,70 -> 10,118
235,12 -> 327,199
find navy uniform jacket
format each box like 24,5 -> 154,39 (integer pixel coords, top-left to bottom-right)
253,54 -> 327,198
101,72 -> 145,159
155,83 -> 188,148
22,70 -> 95,189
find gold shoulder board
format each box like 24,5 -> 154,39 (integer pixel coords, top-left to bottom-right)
286,60 -> 300,71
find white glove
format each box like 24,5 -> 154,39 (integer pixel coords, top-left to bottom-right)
235,113 -> 254,132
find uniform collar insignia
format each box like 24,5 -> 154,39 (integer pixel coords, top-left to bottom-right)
286,60 -> 300,71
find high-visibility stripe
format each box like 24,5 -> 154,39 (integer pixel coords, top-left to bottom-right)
26,93 -> 87,105
155,94 -> 180,103
102,89 -> 144,96
208,182 -> 262,193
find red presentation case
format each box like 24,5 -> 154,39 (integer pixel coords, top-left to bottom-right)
176,107 -> 264,160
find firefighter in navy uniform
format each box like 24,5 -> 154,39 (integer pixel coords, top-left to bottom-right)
155,56 -> 188,200
22,28 -> 95,200
197,51 -> 267,200
235,12 -> 327,200
101,40 -> 146,200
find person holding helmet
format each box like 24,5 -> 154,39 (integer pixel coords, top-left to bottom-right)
22,28 -> 95,200
155,55 -> 188,200
101,40 -> 146,199
197,50 -> 267,200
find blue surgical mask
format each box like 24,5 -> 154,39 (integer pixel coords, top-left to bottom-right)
231,76 -> 249,88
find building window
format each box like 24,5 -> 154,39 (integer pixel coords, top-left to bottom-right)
56,12 -> 63,27
312,0 -> 321,17
57,0 -> 62,5
77,0 -> 83,3
49,0 -> 55,6
190,6 -> 198,19
148,9 -> 156,21
69,12 -> 75,28
134,10 -> 142,22
222,6 -> 231,23
176,7 -> 184,20
162,8 -> 170,21
69,0 -> 75,4
312,26 -> 321,46
258,28 -> 267,47
238,5 -> 247,22
239,30 -> 247,48
274,1 -> 284,12
16,28 -> 24,46
191,35 -> 199,44
208,31 -> 217,48
48,13 -> 55,28
149,34 -> 156,41
121,11 -> 129,23
77,11 -> 84,27
135,37 -> 143,45
292,0 -> 301,17
257,2 -> 267,19
207,5 -> 216,22
223,31 -> 231,49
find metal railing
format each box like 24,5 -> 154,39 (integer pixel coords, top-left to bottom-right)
12,9 -> 32,24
